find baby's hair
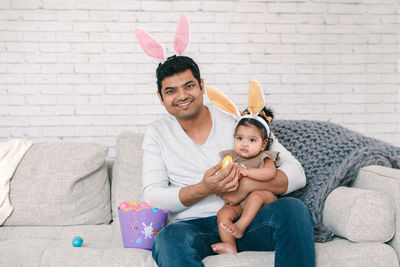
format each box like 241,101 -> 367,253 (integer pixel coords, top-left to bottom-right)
235,106 -> 274,150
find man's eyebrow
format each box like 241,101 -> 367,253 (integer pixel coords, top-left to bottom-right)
184,80 -> 195,86
163,86 -> 175,91
163,80 -> 195,91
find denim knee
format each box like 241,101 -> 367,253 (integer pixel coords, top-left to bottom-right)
152,222 -> 207,267
282,197 -> 313,224
153,222 -> 195,253
257,197 -> 313,229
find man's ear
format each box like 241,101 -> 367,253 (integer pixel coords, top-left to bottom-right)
157,91 -> 165,105
200,78 -> 205,94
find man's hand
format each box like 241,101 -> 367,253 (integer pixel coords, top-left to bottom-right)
179,162 -> 240,207
200,162 -> 240,195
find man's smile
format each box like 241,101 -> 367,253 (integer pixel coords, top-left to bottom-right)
175,99 -> 193,108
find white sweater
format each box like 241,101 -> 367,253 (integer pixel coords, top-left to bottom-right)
142,105 -> 306,222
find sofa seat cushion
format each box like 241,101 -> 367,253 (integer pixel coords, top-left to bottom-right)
4,142 -> 111,226
315,238 -> 399,267
0,225 -> 397,267
202,238 -> 398,267
0,239 -> 157,267
0,225 -> 114,243
0,224 -> 156,267
42,246 -> 156,267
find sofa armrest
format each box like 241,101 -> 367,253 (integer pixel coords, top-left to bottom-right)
352,166 -> 400,256
322,186 -> 395,242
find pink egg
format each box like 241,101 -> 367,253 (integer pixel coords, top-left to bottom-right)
139,202 -> 151,209
119,201 -> 129,210
128,205 -> 137,211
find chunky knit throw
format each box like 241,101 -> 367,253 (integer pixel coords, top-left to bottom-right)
271,120 -> 400,243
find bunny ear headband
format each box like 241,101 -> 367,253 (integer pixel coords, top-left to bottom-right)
206,80 -> 271,137
135,14 -> 190,61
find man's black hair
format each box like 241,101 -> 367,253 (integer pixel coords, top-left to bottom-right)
156,55 -> 201,100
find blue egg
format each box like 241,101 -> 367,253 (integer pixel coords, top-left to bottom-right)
151,208 -> 159,212
72,236 -> 83,247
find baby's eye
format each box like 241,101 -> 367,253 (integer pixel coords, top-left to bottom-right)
236,136 -> 243,141
250,138 -> 257,142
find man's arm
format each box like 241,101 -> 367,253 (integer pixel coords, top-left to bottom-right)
142,126 -> 188,212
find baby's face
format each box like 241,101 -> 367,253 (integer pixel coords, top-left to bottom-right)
234,124 -> 267,159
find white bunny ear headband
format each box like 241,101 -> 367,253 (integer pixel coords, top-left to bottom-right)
206,80 -> 272,137
135,14 -> 190,62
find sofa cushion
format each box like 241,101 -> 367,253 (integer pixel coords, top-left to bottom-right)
0,226 -> 398,266
322,186 -> 395,242
4,142 -> 111,226
353,165 -> 400,259
0,224 -> 157,267
202,238 -> 398,267
111,132 -> 144,219
314,238 -> 399,267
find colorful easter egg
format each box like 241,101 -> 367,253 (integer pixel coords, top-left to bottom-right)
221,155 -> 233,171
139,202 -> 151,209
119,201 -> 129,210
128,201 -> 138,206
72,236 -> 83,247
128,205 -> 138,211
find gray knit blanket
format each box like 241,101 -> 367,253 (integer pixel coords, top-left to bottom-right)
271,120 -> 400,243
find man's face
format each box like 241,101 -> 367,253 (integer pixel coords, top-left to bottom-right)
158,69 -> 205,121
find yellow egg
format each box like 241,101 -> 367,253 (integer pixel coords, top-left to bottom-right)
221,155 -> 233,171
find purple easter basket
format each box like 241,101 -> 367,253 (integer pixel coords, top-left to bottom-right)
118,207 -> 168,250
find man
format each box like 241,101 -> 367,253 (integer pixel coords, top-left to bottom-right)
142,55 -> 315,267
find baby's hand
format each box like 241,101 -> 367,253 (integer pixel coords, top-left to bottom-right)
238,165 -> 248,178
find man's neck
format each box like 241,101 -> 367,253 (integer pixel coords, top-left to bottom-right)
177,105 -> 212,145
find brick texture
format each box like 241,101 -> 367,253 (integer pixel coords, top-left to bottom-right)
1,0 -> 399,157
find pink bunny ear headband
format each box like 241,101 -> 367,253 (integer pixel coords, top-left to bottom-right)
206,80 -> 272,137
135,14 -> 190,62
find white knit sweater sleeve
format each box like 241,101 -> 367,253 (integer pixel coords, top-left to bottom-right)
270,133 -> 306,194
141,124 -> 187,213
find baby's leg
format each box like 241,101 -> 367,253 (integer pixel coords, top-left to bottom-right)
222,190 -> 277,239
211,204 -> 243,254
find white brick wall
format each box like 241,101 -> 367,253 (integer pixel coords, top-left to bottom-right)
1,0 -> 399,157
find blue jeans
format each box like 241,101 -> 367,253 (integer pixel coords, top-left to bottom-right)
152,197 -> 315,267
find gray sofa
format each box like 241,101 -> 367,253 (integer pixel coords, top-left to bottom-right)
1,131 -> 400,266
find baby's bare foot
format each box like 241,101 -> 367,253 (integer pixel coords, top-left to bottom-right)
220,222 -> 245,239
211,243 -> 237,254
